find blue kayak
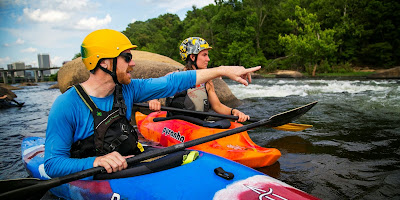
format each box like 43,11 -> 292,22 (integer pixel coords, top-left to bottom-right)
22,137 -> 319,200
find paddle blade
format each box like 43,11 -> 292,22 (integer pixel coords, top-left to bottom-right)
0,178 -> 47,200
273,123 -> 313,132
0,178 -> 40,193
268,101 -> 318,127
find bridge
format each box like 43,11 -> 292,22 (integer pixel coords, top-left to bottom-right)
0,67 -> 60,84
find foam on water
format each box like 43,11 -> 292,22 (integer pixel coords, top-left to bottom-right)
228,79 -> 398,101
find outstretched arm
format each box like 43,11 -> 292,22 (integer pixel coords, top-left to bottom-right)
195,66 -> 261,86
206,81 -> 250,122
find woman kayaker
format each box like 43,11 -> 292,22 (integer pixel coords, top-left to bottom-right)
149,37 -> 250,128
44,29 -> 260,178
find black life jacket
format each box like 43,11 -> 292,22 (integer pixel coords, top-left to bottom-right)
70,84 -> 144,158
166,84 -> 210,120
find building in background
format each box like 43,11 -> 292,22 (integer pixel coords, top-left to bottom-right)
38,54 -> 50,76
8,62 -> 26,77
7,64 -> 12,70
25,65 -> 34,79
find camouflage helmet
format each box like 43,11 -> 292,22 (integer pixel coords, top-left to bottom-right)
179,37 -> 212,61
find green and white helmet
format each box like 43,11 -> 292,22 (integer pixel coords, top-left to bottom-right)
179,37 -> 212,61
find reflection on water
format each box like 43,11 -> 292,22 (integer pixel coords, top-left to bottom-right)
1,78 -> 399,199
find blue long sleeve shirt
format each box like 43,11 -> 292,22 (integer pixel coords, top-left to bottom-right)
44,71 -> 196,178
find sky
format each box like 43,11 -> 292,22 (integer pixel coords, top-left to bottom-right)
0,0 -> 214,69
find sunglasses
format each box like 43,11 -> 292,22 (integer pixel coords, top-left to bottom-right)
119,52 -> 132,63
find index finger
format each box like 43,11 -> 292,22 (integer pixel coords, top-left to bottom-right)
246,66 -> 261,73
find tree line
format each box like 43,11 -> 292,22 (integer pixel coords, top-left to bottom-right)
122,0 -> 399,74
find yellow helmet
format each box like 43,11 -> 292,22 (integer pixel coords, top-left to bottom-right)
81,29 -> 137,70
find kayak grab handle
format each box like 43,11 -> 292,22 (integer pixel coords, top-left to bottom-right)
214,167 -> 234,180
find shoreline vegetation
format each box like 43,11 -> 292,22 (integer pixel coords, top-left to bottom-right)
255,68 -> 377,79
255,66 -> 400,79
122,1 -> 399,75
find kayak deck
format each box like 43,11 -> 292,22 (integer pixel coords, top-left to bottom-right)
21,136 -> 319,200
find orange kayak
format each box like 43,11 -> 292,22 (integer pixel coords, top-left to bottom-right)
135,111 -> 281,168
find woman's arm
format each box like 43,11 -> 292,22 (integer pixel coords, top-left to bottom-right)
206,81 -> 250,122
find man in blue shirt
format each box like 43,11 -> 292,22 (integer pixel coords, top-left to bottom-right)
44,29 -> 260,178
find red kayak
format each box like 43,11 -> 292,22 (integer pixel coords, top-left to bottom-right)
136,111 -> 281,168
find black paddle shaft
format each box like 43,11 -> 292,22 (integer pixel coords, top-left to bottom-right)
0,101 -> 317,199
135,103 -> 279,122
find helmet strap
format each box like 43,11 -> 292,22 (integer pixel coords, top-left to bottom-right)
112,57 -> 120,85
98,57 -> 120,85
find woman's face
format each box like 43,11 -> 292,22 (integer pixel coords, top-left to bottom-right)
192,49 -> 210,69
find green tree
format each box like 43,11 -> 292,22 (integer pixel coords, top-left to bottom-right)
307,0 -> 400,68
119,0 -> 398,71
279,6 -> 337,74
183,5 -> 219,65
355,0 -> 400,67
209,1 -> 263,67
72,52 -> 81,60
123,14 -> 183,60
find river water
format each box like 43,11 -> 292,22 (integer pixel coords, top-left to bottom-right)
1,78 -> 399,199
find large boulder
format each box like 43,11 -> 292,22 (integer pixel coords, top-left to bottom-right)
57,50 -> 242,107
57,56 -> 90,94
213,78 -> 242,108
130,60 -> 182,79
367,66 -> 400,79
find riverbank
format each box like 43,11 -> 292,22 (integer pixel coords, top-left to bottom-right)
255,68 -> 383,79
255,71 -> 375,79
313,71 -> 375,77
257,66 -> 400,79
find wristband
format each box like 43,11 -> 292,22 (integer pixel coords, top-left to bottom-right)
231,108 -> 234,115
